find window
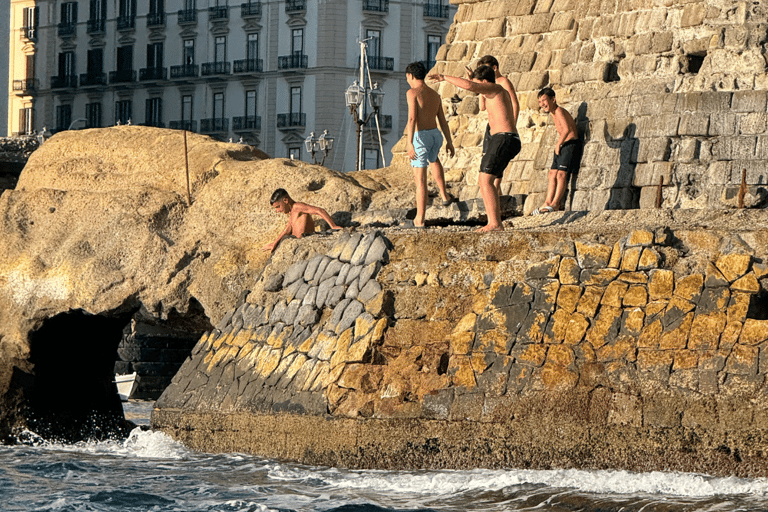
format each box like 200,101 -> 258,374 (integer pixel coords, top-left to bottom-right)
89,0 -> 106,20
118,0 -> 136,18
56,105 -> 73,131
288,147 -> 301,160
290,87 -> 301,114
86,103 -> 102,128
145,98 -> 163,127
149,0 -> 164,14
147,43 -> 163,69
117,46 -> 133,71
23,6 -> 39,39
364,148 -> 379,170
245,90 -> 257,117
182,95 -> 193,121
214,36 -> 227,63
213,92 -> 224,119
26,55 -> 35,80
87,48 -> 103,76
58,51 -> 75,77
291,29 -> 303,55
427,35 -> 441,70
184,0 -> 195,11
19,107 -> 33,135
61,2 -> 78,25
247,33 -> 259,61
184,39 -> 195,65
115,100 -> 132,124
366,29 -> 381,61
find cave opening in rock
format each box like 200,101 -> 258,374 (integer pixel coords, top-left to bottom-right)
685,53 -> 706,74
28,308 -> 138,442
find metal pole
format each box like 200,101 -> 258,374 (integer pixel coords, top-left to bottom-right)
183,130 -> 191,206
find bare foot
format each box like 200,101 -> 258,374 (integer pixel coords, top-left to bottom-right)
476,224 -> 504,233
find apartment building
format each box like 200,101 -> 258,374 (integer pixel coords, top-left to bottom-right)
7,0 -> 456,171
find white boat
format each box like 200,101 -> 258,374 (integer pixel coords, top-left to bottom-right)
114,372 -> 140,401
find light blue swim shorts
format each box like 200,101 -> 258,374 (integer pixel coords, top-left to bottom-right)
410,128 -> 443,168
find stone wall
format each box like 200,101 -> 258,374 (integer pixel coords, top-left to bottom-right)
153,215 -> 768,476
389,0 -> 768,213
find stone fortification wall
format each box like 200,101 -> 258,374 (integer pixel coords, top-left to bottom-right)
153,215 -> 768,476
390,0 -> 768,213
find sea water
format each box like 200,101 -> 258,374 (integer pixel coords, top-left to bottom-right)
2,402 -> 768,511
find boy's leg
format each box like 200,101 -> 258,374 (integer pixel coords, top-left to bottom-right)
544,168 -> 558,207
413,167 -> 428,226
552,170 -> 569,210
429,158 -> 451,202
478,172 -> 503,231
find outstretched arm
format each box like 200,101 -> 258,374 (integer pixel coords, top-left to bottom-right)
428,73 -> 501,97
262,221 -> 292,252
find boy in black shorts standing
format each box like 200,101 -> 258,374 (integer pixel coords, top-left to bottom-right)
533,87 -> 580,214
429,66 -> 520,231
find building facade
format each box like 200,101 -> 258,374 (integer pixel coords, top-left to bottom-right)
7,0 -> 456,171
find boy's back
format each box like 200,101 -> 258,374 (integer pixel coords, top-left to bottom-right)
408,84 -> 441,131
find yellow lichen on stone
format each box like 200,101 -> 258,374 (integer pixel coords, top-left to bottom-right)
558,257 -> 581,285
448,331 -> 475,355
659,312 -> 694,350
304,361 -> 329,391
731,272 -> 760,293
315,331 -> 338,361
285,353 -> 308,382
453,312 -> 477,333
623,285 -> 648,307
639,319 -> 663,348
575,241 -> 613,268
597,337 -> 635,362
618,271 -> 648,284
231,329 -> 251,348
674,274 -> 703,301
547,344 -> 575,367
602,281 -> 628,307
673,350 -> 698,370
739,319 -> 768,346
727,293 -> 751,324
716,253 -> 752,282
688,312 -> 726,350
608,241 -> 622,269
557,284 -> 582,313
546,308 -> 572,344
627,229 -> 654,246
537,363 -> 578,392
514,344 -> 548,366
564,312 -> 590,345
648,269 -> 674,300
623,308 -> 645,336
620,247 -> 642,271
257,348 -> 283,378
636,349 -> 674,369
450,355 -> 477,388
577,286 -> 604,317
330,328 -> 355,367
585,306 -> 621,349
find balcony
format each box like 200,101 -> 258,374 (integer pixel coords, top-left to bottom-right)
241,1 -> 261,17
139,67 -> 168,81
109,69 -> 137,83
424,2 -> 450,18
363,0 -> 388,12
278,54 -> 308,70
233,58 -> 263,73
209,6 -> 228,20
21,26 -> 37,40
79,73 -> 107,86
57,22 -> 76,37
169,120 -> 197,132
233,115 -> 261,131
285,0 -> 305,13
13,79 -> 39,94
147,12 -> 166,27
87,18 -> 106,33
178,9 -> 197,24
50,74 -> 78,89
200,118 -> 229,133
277,113 -> 305,129
116,15 -> 136,30
368,56 -> 394,71
201,61 -> 231,76
367,114 -> 392,132
170,64 -> 199,79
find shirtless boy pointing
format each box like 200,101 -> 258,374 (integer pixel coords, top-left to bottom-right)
405,61 -> 456,228
262,189 -> 341,252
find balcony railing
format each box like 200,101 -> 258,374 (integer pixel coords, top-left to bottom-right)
278,54 -> 308,69
170,64 -> 199,78
109,69 -> 137,83
277,113 -> 305,129
208,6 -> 228,19
79,73 -> 107,86
368,56 -> 394,71
178,9 -> 197,23
57,22 -> 76,36
139,67 -> 168,81
147,12 -> 166,26
21,26 -> 37,40
169,120 -> 197,131
233,115 -> 261,131
51,74 -> 78,88
233,58 -> 263,73
13,79 -> 39,93
116,15 -> 136,30
201,61 -> 231,76
423,2 -> 449,18
241,1 -> 261,17
285,0 -> 305,13
87,18 -> 106,33
363,0 -> 388,12
200,118 -> 229,132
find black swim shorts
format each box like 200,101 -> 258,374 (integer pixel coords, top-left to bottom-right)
480,132 -> 521,178
551,138 -> 581,174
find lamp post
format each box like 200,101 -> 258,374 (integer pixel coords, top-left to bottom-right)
345,80 -> 384,171
304,129 -> 334,166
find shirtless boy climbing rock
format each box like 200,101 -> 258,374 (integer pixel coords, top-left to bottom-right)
262,188 -> 341,252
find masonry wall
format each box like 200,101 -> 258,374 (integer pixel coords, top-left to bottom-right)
389,0 -> 768,213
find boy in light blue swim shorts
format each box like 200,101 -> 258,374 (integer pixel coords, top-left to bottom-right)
405,61 -> 456,228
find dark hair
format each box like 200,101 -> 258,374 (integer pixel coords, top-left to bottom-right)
406,61 -> 427,80
270,188 -> 290,204
538,87 -> 556,99
477,55 -> 499,69
472,65 -> 496,83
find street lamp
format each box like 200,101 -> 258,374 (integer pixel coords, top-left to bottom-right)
304,129 -> 335,166
345,80 -> 384,171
